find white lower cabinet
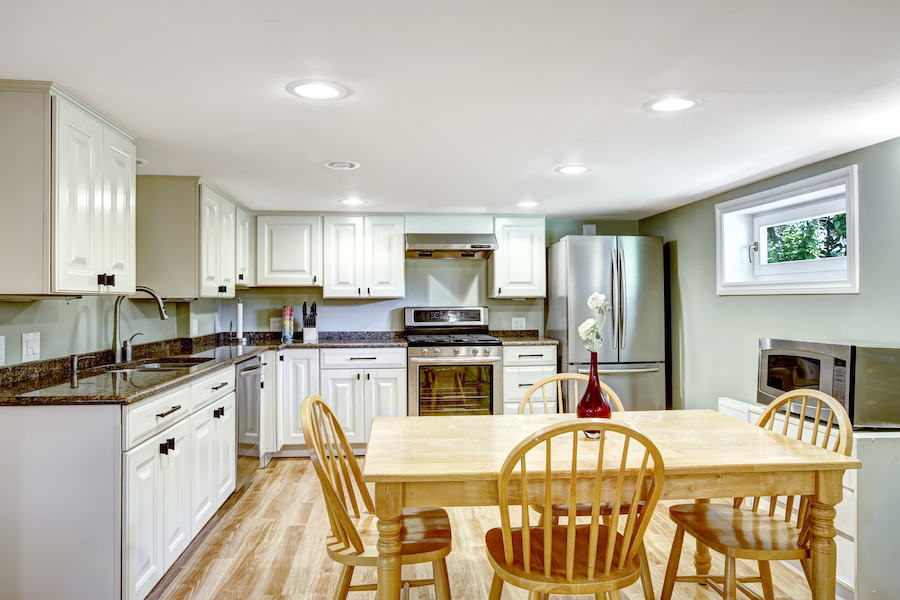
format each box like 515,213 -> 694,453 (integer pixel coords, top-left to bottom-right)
318,348 -> 406,446
124,418 -> 191,600
502,345 -> 558,415
277,348 -> 320,447
123,370 -> 236,600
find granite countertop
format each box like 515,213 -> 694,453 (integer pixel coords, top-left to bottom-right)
0,331 -> 558,406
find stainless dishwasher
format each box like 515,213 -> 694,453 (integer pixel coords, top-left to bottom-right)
236,356 -> 262,488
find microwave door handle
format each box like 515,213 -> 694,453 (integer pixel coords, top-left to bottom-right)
611,248 -> 619,350
619,247 -> 626,349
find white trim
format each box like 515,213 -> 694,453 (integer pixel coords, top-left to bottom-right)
716,165 -> 859,295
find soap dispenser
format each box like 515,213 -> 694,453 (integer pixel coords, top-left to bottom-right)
123,333 -> 143,362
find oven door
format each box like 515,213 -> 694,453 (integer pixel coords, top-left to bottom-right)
408,355 -> 502,416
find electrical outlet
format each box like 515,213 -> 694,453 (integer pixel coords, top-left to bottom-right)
191,318 -> 199,337
0,335 -> 5,367
512,317 -> 527,330
270,317 -> 283,332
22,332 -> 40,363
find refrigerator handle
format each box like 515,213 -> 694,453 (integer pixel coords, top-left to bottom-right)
619,247 -> 626,349
611,248 -> 619,349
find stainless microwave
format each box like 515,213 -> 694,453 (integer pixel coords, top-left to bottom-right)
758,337 -> 900,430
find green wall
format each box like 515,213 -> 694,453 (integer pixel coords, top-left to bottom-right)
639,136 -> 900,410
546,219 -> 639,245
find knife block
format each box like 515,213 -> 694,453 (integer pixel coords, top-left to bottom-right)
303,327 -> 318,343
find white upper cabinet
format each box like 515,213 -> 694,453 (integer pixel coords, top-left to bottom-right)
0,80 -> 136,295
256,215 -> 322,286
323,215 -> 404,299
489,217 -> 546,299
136,176 -> 241,299
235,206 -> 254,287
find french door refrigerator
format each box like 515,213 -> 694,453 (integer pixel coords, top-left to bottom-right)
547,235 -> 666,411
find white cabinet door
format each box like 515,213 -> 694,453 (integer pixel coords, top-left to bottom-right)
256,215 -> 322,286
278,349 -> 320,447
123,433 -> 163,600
213,393 -> 236,505
323,216 -> 365,298
53,98 -> 104,294
217,198 -> 236,298
102,127 -> 136,294
320,369 -> 367,444
160,419 -> 191,571
365,216 -> 405,298
490,217 -> 546,298
199,185 -> 221,298
364,368 -> 407,439
189,403 -> 216,535
235,206 -> 253,286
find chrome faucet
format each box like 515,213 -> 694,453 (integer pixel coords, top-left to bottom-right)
113,286 -> 169,363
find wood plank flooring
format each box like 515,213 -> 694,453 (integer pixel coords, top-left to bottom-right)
148,458 -> 813,600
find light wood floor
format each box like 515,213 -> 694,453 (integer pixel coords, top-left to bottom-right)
148,458 -> 813,600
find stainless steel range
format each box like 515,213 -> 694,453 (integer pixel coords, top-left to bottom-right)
405,306 -> 502,416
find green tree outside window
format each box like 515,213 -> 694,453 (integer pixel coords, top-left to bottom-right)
766,213 -> 847,264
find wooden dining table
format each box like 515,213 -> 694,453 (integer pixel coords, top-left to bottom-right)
363,410 -> 861,600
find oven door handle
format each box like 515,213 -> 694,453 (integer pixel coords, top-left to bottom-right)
409,356 -> 503,366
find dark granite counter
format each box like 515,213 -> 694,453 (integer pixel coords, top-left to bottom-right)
493,331 -> 560,346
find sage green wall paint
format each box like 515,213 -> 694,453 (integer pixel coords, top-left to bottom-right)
231,260 -> 545,335
639,136 -> 900,410
546,220 -> 639,245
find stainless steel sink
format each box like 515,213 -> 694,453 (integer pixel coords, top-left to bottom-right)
105,358 -> 213,374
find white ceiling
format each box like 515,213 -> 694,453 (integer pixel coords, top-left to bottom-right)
3,1 -> 900,219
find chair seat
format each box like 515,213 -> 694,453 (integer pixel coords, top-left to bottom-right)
328,507 -> 453,566
485,525 -> 642,594
533,500 -> 645,517
669,503 -> 809,561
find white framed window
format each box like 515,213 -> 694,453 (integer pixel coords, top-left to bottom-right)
716,165 -> 858,295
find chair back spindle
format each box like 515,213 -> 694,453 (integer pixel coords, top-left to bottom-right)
497,420 -> 664,583
519,373 -> 626,415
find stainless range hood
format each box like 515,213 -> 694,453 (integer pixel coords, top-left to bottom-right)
405,233 -> 499,259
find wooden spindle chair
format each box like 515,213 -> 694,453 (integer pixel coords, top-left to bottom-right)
517,375 -> 654,599
518,373 -> 625,416
485,419 -> 665,600
300,395 -> 453,600
660,389 -> 853,600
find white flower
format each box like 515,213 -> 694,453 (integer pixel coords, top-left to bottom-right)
578,318 -> 596,341
587,292 -> 606,310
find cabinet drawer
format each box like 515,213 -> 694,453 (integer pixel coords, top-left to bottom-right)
834,487 -> 856,538
124,385 -> 191,450
503,366 -> 557,406
190,367 -> 236,411
320,347 -> 405,369
503,345 -> 556,366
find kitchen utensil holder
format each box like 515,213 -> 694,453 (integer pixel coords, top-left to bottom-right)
303,327 -> 318,343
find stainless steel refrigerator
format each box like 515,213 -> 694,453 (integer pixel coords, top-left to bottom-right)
547,235 -> 666,411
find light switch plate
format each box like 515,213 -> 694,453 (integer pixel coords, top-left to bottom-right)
22,332 -> 40,363
0,335 -> 5,366
270,317 -> 283,332
512,317 -> 527,330
191,318 -> 199,337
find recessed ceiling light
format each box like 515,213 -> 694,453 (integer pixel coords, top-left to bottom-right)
286,80 -> 348,100
555,165 -> 592,175
516,201 -> 540,208
339,198 -> 367,206
646,97 -> 701,112
324,160 -> 361,170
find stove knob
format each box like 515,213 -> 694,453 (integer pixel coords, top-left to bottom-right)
471,348 -> 480,355
421,348 -> 428,356
453,348 -> 461,355
434,348 -> 441,355
483,347 -> 491,355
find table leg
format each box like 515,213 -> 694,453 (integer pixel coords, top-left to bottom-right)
693,499 -> 712,579
375,482 -> 403,600
809,471 -> 842,600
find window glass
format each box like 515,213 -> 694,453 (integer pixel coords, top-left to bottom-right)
765,212 -> 847,264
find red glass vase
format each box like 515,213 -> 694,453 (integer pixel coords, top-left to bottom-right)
577,352 -> 611,438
